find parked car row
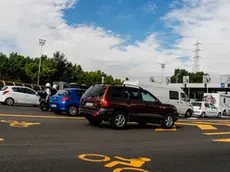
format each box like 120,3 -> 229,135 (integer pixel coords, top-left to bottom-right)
0,81 -> 224,130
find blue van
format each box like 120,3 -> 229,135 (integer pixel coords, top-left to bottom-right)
50,88 -> 86,116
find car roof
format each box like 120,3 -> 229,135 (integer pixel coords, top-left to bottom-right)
66,88 -> 86,91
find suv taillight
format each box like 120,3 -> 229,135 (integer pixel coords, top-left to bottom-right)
61,97 -> 70,102
2,90 -> 9,95
100,98 -> 109,107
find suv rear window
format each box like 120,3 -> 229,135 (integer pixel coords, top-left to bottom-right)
56,90 -> 70,96
82,85 -> 107,99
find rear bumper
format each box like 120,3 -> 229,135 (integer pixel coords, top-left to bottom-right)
50,102 -> 68,112
79,107 -> 114,120
0,95 -> 6,102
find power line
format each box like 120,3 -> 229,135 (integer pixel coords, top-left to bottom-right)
193,41 -> 202,73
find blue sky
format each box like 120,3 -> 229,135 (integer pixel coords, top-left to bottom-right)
64,0 -> 180,48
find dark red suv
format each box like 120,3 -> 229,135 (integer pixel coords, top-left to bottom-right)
79,84 -> 179,129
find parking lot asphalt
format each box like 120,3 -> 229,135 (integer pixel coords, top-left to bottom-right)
0,105 -> 230,172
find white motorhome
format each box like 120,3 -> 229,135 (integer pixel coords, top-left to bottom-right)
123,81 -> 193,117
203,93 -> 230,116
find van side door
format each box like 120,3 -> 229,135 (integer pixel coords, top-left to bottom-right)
180,92 -> 189,114
169,90 -> 182,114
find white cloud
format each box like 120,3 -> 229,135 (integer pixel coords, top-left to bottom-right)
0,0 -> 185,84
140,0 -> 157,14
1,0 -> 229,84
164,0 -> 230,83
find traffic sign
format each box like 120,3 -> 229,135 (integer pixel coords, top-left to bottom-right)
221,83 -> 225,88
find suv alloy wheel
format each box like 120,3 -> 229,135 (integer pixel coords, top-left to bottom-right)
111,111 -> 127,129
161,114 -> 174,129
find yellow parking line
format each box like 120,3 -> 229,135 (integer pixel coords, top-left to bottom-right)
179,120 -> 230,122
0,114 -> 85,120
203,132 -> 230,135
155,128 -> 177,132
212,138 -> 230,143
176,122 -> 217,130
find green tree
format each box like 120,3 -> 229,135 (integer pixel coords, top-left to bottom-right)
170,69 -> 208,83
0,51 -> 123,86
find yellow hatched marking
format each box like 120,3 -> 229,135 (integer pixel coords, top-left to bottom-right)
176,122 -> 217,130
193,121 -> 230,127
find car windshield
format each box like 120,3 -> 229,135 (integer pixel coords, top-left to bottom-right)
192,102 -> 201,106
56,89 -> 70,96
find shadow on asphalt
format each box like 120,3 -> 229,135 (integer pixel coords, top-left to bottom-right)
86,123 -> 184,130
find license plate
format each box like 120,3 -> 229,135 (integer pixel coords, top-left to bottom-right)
85,102 -> 94,107
51,104 -> 57,107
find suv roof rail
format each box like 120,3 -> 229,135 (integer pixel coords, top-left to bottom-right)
123,83 -> 142,89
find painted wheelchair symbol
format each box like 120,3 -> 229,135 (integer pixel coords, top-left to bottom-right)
78,153 -> 151,172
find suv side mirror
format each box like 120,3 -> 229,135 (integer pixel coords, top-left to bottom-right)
155,99 -> 161,105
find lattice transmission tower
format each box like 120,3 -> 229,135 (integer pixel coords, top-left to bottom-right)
193,41 -> 202,73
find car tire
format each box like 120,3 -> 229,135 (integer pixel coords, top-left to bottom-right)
68,105 -> 78,116
201,112 -> 205,118
111,111 -> 128,129
5,98 -> 14,106
217,112 -> 222,118
88,118 -> 102,126
161,114 -> 174,129
54,111 -> 61,114
185,109 -> 192,118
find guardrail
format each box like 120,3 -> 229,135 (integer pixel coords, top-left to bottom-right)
0,80 -> 44,91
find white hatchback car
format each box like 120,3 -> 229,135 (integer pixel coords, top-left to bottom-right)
0,86 -> 39,106
192,101 -> 222,118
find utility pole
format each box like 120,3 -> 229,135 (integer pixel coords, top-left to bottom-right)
193,41 -> 202,73
37,39 -> 46,85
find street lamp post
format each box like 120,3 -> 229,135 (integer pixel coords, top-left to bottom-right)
37,39 -> 46,85
161,63 -> 165,84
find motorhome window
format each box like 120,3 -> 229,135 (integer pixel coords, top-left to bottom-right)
181,93 -> 186,101
124,87 -> 140,100
169,91 -> 179,100
205,103 -> 210,108
141,90 -> 155,103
